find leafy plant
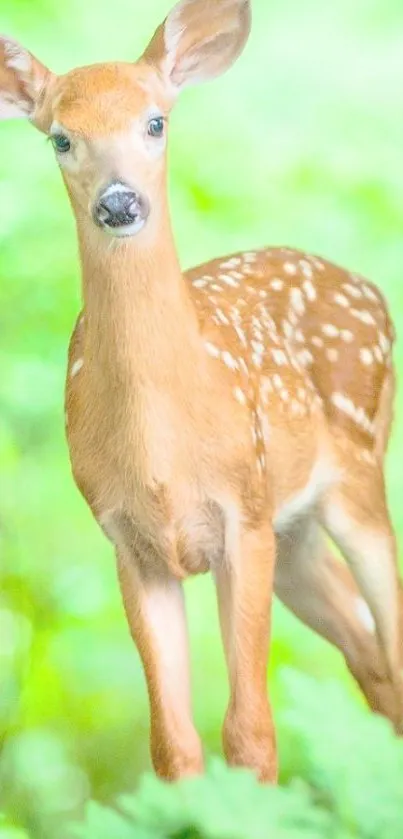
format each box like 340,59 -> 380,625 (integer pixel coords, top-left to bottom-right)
70,677 -> 403,839
0,814 -> 31,839
72,763 -> 333,839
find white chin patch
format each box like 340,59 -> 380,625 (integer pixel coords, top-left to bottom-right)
103,219 -> 146,238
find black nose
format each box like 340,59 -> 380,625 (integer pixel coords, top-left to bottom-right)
95,184 -> 149,229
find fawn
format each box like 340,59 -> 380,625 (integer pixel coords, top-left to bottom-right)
1,0 -> 402,783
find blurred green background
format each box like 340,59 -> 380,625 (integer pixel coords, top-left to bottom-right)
1,0 -> 403,836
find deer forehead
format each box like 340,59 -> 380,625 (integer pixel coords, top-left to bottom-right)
50,62 -> 167,135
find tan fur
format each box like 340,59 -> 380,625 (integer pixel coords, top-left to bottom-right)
1,0 -> 402,782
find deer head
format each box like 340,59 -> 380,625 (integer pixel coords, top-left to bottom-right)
0,0 -> 251,241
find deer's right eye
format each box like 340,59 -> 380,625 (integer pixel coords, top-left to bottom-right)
52,134 -> 71,154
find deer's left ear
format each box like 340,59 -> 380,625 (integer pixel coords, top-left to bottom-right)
142,0 -> 251,96
0,36 -> 54,121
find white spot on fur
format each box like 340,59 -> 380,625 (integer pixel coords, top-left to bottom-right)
302,280 -> 316,301
214,308 -> 229,326
272,349 -> 288,366
310,257 -> 325,271
356,598 -> 376,634
299,259 -> 314,278
322,323 -> 339,338
326,348 -> 339,362
219,273 -> 239,288
311,335 -> 324,348
341,329 -> 354,343
343,283 -> 362,299
334,293 -> 349,308
379,333 -> 391,354
271,278 -> 284,291
362,284 -> 379,303
351,308 -> 376,326
222,351 -> 238,370
221,258 -> 241,269
205,342 -> 220,358
298,349 -> 314,366
234,387 -> 246,405
233,324 -> 247,349
284,262 -> 298,276
283,320 -> 293,339
331,392 -> 374,435
360,348 -> 373,366
71,359 -> 84,377
252,352 -> 263,369
290,288 -> 305,315
251,339 -> 265,355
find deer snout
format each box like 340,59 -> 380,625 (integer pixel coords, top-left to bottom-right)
94,183 -> 149,236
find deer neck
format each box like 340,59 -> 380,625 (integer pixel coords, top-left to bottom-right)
77,208 -> 202,399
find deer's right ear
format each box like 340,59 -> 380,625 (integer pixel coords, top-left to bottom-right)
0,36 -> 53,122
142,0 -> 251,98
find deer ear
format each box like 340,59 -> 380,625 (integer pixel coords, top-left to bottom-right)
142,0 -> 251,95
0,36 -> 53,121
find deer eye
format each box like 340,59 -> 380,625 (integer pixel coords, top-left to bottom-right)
52,134 -> 71,154
147,117 -> 164,138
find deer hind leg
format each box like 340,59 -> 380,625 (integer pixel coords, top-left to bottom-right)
275,517 -> 403,731
318,460 -> 403,726
117,550 -> 203,781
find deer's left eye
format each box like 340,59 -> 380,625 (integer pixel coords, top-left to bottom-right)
147,117 -> 164,138
52,134 -> 71,153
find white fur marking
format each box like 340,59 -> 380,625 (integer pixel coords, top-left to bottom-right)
334,293 -> 349,308
222,351 -> 238,371
331,392 -> 374,434
356,598 -> 376,634
343,283 -> 362,299
290,288 -> 305,315
360,348 -> 373,366
234,387 -> 246,405
302,280 -> 317,301
311,335 -> 324,348
205,342 -> 220,359
341,330 -> 354,343
71,359 -> 84,377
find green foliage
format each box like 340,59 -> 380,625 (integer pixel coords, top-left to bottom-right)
1,0 -> 403,837
74,765 -> 330,839
70,679 -> 403,839
0,814 -> 30,839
